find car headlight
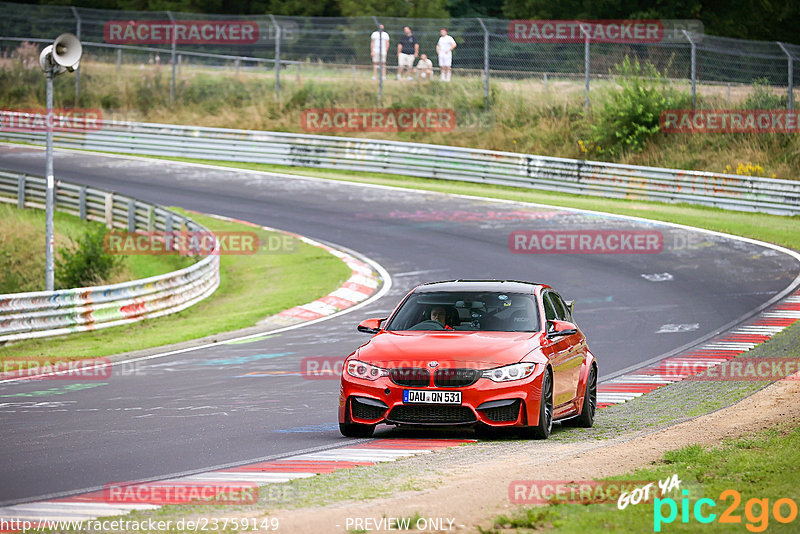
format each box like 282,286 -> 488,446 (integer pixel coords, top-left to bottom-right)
346,360 -> 389,381
482,362 -> 536,382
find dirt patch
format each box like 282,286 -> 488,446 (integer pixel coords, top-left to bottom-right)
271,377 -> 800,533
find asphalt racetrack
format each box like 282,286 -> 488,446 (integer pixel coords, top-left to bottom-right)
1,144 -> 798,504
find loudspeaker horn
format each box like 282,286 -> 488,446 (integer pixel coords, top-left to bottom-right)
52,33 -> 82,71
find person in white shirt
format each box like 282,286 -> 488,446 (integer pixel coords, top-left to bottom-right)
415,53 -> 433,80
370,24 -> 390,80
436,28 -> 456,82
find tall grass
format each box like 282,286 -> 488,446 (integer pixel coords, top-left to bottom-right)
2,46 -> 799,180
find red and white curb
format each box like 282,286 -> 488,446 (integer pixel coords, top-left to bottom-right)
597,290 -> 800,408
276,241 -> 380,322
0,439 -> 473,526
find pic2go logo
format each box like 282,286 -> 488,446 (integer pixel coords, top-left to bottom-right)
654,489 -> 798,532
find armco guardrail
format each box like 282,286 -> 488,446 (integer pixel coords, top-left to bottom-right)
1,118 -> 799,215
0,169 -> 220,343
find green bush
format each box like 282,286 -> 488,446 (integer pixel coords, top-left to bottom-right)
587,57 -> 690,157
55,225 -> 122,289
745,77 -> 786,109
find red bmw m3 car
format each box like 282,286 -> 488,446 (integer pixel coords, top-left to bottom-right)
339,280 -> 597,439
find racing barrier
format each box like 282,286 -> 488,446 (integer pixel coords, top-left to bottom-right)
1,118 -> 799,216
0,169 -> 220,343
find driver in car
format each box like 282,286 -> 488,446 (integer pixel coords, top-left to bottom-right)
429,305 -> 453,329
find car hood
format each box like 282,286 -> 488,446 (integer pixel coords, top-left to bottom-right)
356,331 -> 541,368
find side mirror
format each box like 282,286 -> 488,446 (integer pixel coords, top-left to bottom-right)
546,319 -> 578,338
357,317 -> 386,334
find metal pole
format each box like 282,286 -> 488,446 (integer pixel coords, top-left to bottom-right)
116,47 -> 121,71
373,16 -> 383,106
71,7 -> 81,107
167,11 -> 176,104
683,30 -> 696,111
269,15 -> 280,99
45,68 -> 55,291
777,42 -> 794,111
477,18 -> 489,108
580,24 -> 590,113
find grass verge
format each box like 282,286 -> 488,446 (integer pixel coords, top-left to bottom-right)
487,423 -> 800,533
0,208 -> 352,360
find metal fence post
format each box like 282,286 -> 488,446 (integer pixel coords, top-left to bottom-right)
269,14 -> 280,99
683,30 -> 696,111
45,68 -> 55,291
477,18 -> 490,108
71,6 -> 81,107
104,193 -> 114,229
580,24 -> 590,113
373,16 -> 383,106
167,10 -> 176,104
777,42 -> 794,111
127,199 -> 136,231
17,174 -> 25,209
78,186 -> 87,220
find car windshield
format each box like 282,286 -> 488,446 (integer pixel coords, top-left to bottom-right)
385,291 -> 540,332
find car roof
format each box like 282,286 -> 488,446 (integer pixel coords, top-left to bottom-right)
414,280 -> 546,294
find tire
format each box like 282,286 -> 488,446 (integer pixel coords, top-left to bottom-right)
339,399 -> 376,437
523,370 -> 553,440
339,422 -> 375,437
565,365 -> 597,428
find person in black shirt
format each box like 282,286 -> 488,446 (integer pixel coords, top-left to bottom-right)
397,26 -> 419,80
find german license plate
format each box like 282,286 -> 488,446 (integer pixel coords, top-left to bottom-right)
403,390 -> 461,404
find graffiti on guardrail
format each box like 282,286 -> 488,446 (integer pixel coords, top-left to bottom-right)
0,172 -> 221,343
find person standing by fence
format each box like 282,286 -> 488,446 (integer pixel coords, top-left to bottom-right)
370,24 -> 390,80
436,28 -> 456,82
397,26 -> 419,80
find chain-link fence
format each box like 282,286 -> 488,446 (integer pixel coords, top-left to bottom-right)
0,1 -> 797,110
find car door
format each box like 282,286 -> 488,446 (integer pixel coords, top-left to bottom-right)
541,291 -> 573,407
549,291 -> 584,404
